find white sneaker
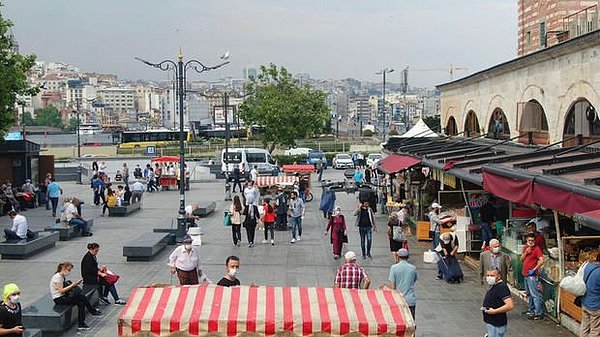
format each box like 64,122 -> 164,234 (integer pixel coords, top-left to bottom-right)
290,238 -> 296,243
271,239 -> 275,246
297,236 -> 302,241
261,239 -> 268,244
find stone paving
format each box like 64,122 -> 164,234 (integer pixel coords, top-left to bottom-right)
0,170 -> 575,337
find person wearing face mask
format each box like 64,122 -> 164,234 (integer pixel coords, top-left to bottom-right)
288,191 -> 305,243
481,267 -> 514,337
168,235 -> 203,285
325,206 -> 346,259
520,232 -> 544,320
0,283 -> 24,336
479,239 -> 512,286
216,256 -> 241,287
436,230 -> 463,283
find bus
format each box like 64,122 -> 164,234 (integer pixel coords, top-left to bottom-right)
78,123 -> 102,135
118,129 -> 193,149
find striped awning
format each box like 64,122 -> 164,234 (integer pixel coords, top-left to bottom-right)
118,285 -> 415,337
254,176 -> 297,188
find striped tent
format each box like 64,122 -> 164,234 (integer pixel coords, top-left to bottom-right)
254,176 -> 297,188
118,285 -> 415,337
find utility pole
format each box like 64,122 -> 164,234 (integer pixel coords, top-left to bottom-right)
376,68 -> 394,142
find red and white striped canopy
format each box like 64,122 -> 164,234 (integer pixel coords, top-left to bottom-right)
118,285 -> 415,337
254,176 -> 297,188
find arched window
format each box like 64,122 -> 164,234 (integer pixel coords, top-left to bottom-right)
563,99 -> 600,147
445,116 -> 458,136
487,108 -> 511,139
464,110 -> 481,137
518,100 -> 549,144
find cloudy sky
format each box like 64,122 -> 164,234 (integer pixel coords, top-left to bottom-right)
3,0 -> 517,87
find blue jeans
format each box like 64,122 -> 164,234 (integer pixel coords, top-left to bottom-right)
69,218 -> 90,235
524,276 -> 543,316
359,227 -> 373,257
481,222 -> 493,246
103,283 -> 120,301
432,231 -> 440,250
485,323 -> 507,337
290,216 -> 302,239
298,190 -> 306,202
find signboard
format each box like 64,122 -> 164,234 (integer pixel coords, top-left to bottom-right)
146,145 -> 156,156
213,105 -> 235,125
3,131 -> 23,141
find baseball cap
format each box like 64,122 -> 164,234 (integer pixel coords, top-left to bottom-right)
344,251 -> 357,261
398,248 -> 409,257
182,235 -> 193,243
431,202 -> 442,209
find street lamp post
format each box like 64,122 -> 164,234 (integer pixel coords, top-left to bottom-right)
135,50 -> 228,240
223,91 -> 232,201
376,68 -> 394,142
76,98 -> 82,184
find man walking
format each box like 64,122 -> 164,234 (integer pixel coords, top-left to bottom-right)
428,202 -> 443,250
243,181 -> 259,206
354,201 -> 377,259
232,163 -> 243,193
580,253 -> 600,337
216,255 -> 241,287
288,191 -> 304,243
275,188 -> 288,230
384,248 -> 417,319
479,239 -> 512,286
168,235 -> 203,285
520,232 -> 544,320
334,251 -> 371,289
316,158 -> 324,182
47,178 -> 62,217
482,267 -> 514,337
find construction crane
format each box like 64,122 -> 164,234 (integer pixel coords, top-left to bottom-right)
407,64 -> 469,81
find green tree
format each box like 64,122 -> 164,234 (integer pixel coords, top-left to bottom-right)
0,6 -> 37,139
65,117 -> 79,131
239,64 -> 330,152
423,115 -> 441,133
34,106 -> 63,128
21,111 -> 35,126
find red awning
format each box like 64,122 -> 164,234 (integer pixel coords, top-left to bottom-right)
532,183 -> 600,216
281,164 -> 315,173
574,209 -> 600,231
151,156 -> 180,163
482,170 -> 534,205
254,176 -> 296,188
377,154 -> 421,174
118,285 -> 415,337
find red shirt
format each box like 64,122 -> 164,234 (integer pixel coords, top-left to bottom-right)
534,232 -> 546,250
263,204 -> 276,223
334,262 -> 368,289
522,245 -> 543,276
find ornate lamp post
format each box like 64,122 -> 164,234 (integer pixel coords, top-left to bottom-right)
376,68 -> 394,142
135,50 -> 229,240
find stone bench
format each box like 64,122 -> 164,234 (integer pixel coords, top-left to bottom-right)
152,228 -> 177,245
24,329 -> 42,337
44,219 -> 94,241
22,284 -> 99,335
108,202 -> 141,217
123,232 -> 170,261
191,201 -> 216,217
0,231 -> 59,260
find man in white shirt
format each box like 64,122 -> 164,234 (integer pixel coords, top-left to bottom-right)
131,180 -> 145,204
250,165 -> 259,182
168,235 -> 203,285
63,200 -> 92,236
4,211 -> 30,240
243,181 -> 259,206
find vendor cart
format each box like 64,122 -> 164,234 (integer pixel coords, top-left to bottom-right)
151,156 -> 190,191
281,164 -> 315,202
118,284 -> 415,337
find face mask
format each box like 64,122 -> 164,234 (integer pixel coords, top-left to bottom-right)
228,268 -> 239,277
491,247 -> 500,254
64,270 -> 70,276
442,240 -> 450,245
334,210 -> 341,216
486,276 -> 497,286
184,244 -> 192,250
9,295 -> 20,304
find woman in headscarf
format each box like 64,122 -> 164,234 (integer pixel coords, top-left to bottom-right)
319,189 -> 336,219
324,206 -> 346,259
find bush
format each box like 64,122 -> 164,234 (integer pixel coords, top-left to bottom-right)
388,129 -> 399,136
363,129 -> 374,137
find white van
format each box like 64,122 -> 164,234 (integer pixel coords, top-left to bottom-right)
220,148 -> 279,179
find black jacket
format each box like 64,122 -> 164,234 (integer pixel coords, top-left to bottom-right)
81,251 -> 99,284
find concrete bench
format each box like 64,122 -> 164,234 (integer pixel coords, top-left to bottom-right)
44,219 -> 94,241
191,201 -> 216,217
108,202 -> 141,217
24,329 -> 42,337
152,228 -> 177,245
123,232 -> 170,261
22,284 -> 99,335
0,231 -> 59,260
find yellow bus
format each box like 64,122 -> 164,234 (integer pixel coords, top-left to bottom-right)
118,129 -> 193,149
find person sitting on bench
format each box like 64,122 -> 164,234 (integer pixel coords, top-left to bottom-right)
122,186 -> 132,206
4,211 -> 35,240
63,199 -> 92,237
185,204 -> 199,227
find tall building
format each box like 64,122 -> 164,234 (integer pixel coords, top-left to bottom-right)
518,0 -> 598,56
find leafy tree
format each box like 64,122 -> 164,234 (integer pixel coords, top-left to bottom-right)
34,106 -> 63,128
0,6 -> 37,139
423,115 -> 441,133
239,64 -> 330,152
65,117 -> 79,131
21,111 -> 35,126
363,129 -> 374,137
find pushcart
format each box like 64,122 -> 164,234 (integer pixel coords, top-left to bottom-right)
150,156 -> 190,191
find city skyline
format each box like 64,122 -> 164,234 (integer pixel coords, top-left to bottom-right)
3,1 -> 517,88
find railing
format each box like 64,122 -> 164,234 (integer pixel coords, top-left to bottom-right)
563,5 -> 598,40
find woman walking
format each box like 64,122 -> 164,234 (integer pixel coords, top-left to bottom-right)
243,202 -> 260,248
324,206 -> 346,259
387,212 -> 405,263
261,198 -> 276,245
230,196 -> 243,247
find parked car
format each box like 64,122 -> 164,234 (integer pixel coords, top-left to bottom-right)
366,153 -> 383,168
332,153 -> 354,169
307,150 -> 328,169
285,147 -> 313,156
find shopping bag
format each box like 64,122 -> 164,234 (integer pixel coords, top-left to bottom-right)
423,250 -> 439,264
223,211 -> 232,227
392,226 -> 406,242
559,262 -> 588,296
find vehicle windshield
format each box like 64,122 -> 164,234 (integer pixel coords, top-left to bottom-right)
309,151 -> 324,158
223,152 -> 242,163
246,152 -> 266,163
337,154 -> 351,159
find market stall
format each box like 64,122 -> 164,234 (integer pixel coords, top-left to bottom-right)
118,284 -> 415,337
151,156 -> 189,191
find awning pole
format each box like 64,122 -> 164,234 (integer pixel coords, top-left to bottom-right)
553,209 -> 563,323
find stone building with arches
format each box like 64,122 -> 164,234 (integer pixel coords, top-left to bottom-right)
439,30 -> 600,148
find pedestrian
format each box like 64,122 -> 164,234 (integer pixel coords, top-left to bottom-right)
122,163 -> 130,186
261,198 -> 276,246
353,167 -> 364,187
428,202 -> 443,250
436,230 -> 464,283
334,251 -> 371,289
365,166 -> 372,184
479,239 -> 512,286
482,267 -> 514,337
249,165 -> 259,182
91,161 -> 99,176
580,253 -> 600,337
91,175 -> 102,206
288,191 -> 305,243
354,200 -> 377,260
131,179 -> 144,204
479,196 -> 496,249
4,210 -> 34,240
316,158 -> 324,182
47,178 -> 62,217
297,174 -> 308,202
384,248 -> 417,319
134,164 -> 142,179
168,235 -> 203,285
520,232 -> 544,320
50,262 -> 101,331
143,164 -> 150,179
274,188 -> 288,230
243,203 -> 259,248
387,212 -> 405,263
319,189 -> 336,219
0,283 -> 24,335
243,181 -> 259,206
229,195 -> 243,247
324,206 -> 346,259
102,189 -> 117,216
216,255 -> 241,287
232,163 -> 242,193
147,168 -> 158,193
81,243 -> 126,305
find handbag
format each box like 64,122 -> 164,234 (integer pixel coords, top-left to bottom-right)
392,226 -> 406,242
104,272 -> 120,285
223,211 -> 232,227
63,280 -> 82,299
559,262 -> 588,296
428,230 -> 435,239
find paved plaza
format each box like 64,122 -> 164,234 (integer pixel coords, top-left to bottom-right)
0,170 -> 575,337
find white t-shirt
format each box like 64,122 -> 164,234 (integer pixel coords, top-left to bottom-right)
250,169 -> 259,182
64,203 -> 78,221
11,214 -> 28,239
49,273 -> 64,299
